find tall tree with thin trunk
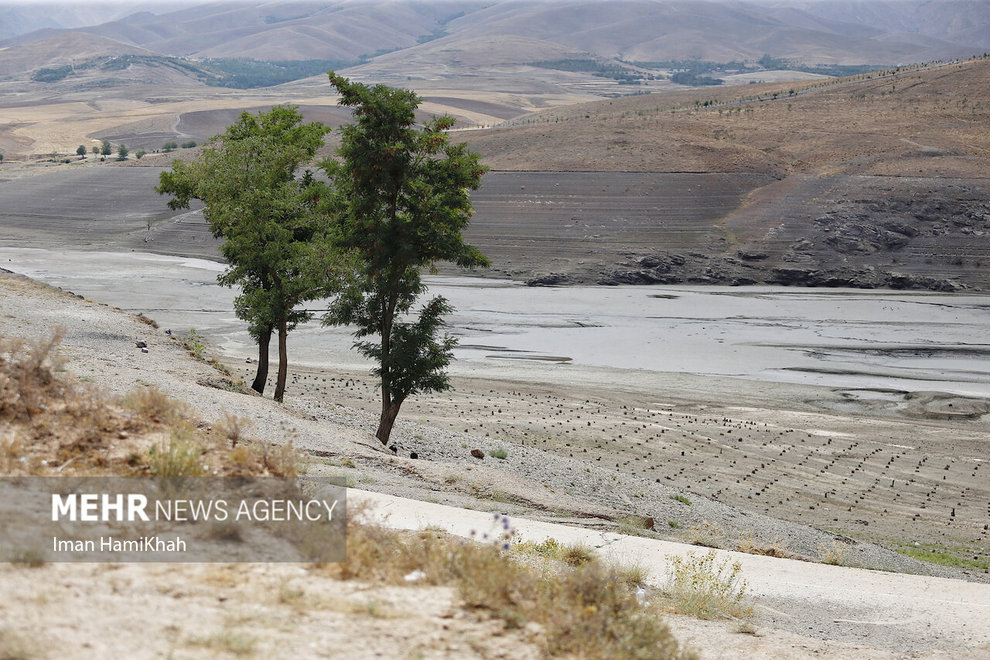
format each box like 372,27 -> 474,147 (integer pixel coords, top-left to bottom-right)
157,106 -> 345,401
322,73 -> 489,445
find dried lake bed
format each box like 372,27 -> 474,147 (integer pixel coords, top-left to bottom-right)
2,247 -> 989,398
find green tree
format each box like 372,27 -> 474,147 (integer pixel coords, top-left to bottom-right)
322,73 -> 489,445
117,143 -> 129,160
100,140 -> 112,156
76,145 -> 87,158
157,107 -> 343,402
135,150 -> 147,160
91,145 -> 100,155
162,141 -> 178,152
0,153 -> 4,163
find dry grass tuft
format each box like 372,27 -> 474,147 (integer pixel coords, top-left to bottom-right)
124,385 -> 184,425
0,329 -> 67,421
663,550 -> 753,621
258,441 -> 305,478
147,422 -> 205,478
215,413 -> 252,448
319,508 -> 695,659
688,521 -> 725,549
560,542 -> 597,567
736,533 -> 791,559
820,540 -> 852,566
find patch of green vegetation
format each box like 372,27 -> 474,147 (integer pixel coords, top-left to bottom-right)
671,494 -> 692,506
36,54 -> 357,90
629,56 -> 887,87
417,28 -> 448,44
895,542 -> 990,571
201,58 -> 355,88
32,65 -> 73,82
488,448 -> 508,460
528,59 -> 654,85
670,71 -> 723,86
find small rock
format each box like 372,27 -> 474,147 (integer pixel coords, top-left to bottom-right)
410,452 -> 418,459
404,569 -> 426,582
471,449 -> 485,459
141,347 -> 149,353
135,340 -> 147,348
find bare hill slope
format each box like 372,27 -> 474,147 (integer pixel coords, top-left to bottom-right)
463,58 -> 990,178
3,0 -> 988,70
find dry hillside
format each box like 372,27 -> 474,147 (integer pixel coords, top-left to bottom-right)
463,57 -> 990,178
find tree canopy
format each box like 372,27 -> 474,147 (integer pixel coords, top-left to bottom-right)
157,106 -> 347,401
322,73 -> 489,445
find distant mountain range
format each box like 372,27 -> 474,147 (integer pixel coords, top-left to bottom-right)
1,0 -> 988,81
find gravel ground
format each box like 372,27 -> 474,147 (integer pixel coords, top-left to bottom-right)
1,268 -> 980,581
4,268 -> 990,657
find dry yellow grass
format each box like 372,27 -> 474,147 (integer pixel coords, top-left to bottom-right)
463,58 -> 990,177
0,330 -> 302,478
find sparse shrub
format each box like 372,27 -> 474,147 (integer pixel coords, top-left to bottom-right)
134,312 -> 158,328
0,330 -> 67,422
613,562 -> 650,588
326,508 -> 694,659
147,423 -> 204,477
688,521 -> 725,549
664,550 -> 752,620
671,494 -> 692,505
124,385 -> 183,424
617,515 -> 656,537
0,436 -> 24,474
821,540 -> 851,566
182,328 -> 205,358
560,541 -> 597,567
227,444 -> 258,472
737,533 -> 790,558
215,412 -> 252,448
135,150 -> 147,160
258,441 -> 304,478
162,141 -> 178,152
488,448 -> 508,459
515,536 -> 563,559
181,140 -> 197,149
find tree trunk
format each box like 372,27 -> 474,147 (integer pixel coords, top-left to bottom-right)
375,400 -> 401,446
274,319 -> 288,403
251,325 -> 272,394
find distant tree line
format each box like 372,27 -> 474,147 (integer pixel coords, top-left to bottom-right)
29,55 -> 357,89
670,72 -> 723,86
